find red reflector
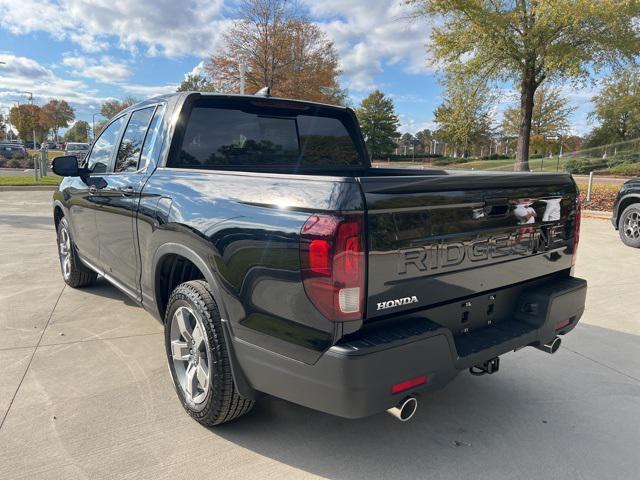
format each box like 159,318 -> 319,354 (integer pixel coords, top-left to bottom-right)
555,318 -> 572,330
391,375 -> 428,394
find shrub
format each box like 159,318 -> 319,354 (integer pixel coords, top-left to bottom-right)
431,157 -> 470,166
564,158 -> 598,174
606,162 -> 640,176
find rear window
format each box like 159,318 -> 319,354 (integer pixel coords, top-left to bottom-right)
170,99 -> 364,170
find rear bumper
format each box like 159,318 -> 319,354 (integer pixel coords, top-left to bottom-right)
234,276 -> 587,419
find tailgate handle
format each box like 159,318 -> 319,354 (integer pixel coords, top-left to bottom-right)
484,197 -> 510,217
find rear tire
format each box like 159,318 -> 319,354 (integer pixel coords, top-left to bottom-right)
618,204 -> 640,248
164,280 -> 254,426
56,217 -> 97,288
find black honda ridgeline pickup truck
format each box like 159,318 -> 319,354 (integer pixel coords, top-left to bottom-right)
52,93 -> 587,425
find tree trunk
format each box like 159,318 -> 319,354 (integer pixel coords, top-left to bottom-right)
515,76 -> 537,172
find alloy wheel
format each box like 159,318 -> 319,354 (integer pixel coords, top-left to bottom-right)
623,211 -> 640,240
170,306 -> 211,405
58,226 -> 72,280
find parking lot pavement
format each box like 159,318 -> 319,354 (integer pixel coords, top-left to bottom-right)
0,191 -> 638,480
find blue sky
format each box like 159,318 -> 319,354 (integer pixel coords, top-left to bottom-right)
0,0 -> 599,137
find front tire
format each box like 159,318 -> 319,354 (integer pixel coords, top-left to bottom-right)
164,280 -> 254,426
618,204 -> 640,248
56,217 -> 97,288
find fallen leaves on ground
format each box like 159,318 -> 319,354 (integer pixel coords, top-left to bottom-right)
576,183 -> 618,212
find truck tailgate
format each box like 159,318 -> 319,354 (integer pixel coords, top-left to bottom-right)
360,171 -> 579,320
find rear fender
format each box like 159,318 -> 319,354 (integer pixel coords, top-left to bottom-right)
151,242 -> 256,400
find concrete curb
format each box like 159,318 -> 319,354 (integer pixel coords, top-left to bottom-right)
582,209 -> 611,220
0,185 -> 58,192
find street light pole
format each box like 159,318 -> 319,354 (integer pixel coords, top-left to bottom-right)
238,62 -> 247,95
21,91 -> 37,180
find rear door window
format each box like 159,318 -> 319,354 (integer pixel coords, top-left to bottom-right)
114,107 -> 155,173
138,105 -> 165,171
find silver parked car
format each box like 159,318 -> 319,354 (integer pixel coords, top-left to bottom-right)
64,142 -> 90,163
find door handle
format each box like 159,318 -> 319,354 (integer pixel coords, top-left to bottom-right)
89,185 -> 97,194
119,186 -> 135,196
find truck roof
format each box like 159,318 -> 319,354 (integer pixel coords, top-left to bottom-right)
120,92 -> 349,117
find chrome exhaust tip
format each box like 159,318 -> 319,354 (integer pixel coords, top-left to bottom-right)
536,336 -> 561,354
387,396 -> 418,422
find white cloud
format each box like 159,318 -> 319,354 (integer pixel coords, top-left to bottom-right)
0,53 -> 104,105
0,0 -> 227,57
60,53 -> 176,98
186,61 -> 206,80
399,116 -> 436,135
304,0 -> 434,92
0,0 -> 432,93
62,54 -> 131,83
121,83 -> 178,97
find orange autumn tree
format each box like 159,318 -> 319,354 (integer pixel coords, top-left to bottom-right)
205,0 -> 347,104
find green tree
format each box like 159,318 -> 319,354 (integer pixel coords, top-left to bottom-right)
177,74 -> 216,92
410,0 -> 640,170
63,120 -> 91,143
415,129 -> 433,154
587,68 -> 640,145
433,70 -> 494,157
356,90 -> 400,160
399,132 -> 420,156
41,99 -> 75,141
502,85 -> 575,155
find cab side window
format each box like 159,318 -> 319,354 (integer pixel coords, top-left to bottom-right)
114,107 -> 155,173
138,105 -> 165,171
86,116 -> 125,174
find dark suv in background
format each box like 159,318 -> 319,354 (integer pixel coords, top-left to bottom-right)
612,179 -> 640,248
0,142 -> 27,159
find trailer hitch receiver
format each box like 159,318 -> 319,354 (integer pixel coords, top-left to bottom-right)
469,357 -> 500,376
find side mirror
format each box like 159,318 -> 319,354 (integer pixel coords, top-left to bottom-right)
52,155 -> 82,177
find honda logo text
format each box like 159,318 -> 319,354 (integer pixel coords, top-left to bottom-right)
377,296 -> 419,311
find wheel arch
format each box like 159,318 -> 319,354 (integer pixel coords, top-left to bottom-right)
616,194 -> 640,227
53,199 -> 67,230
152,243 -> 255,399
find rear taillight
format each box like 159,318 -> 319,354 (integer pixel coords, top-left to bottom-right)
300,214 -> 365,321
571,195 -> 581,267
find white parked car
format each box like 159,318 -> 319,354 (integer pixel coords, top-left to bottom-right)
64,142 -> 90,162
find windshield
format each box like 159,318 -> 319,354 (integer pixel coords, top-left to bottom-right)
171,98 -> 365,170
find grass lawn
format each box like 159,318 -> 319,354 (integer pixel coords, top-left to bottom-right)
27,149 -> 65,161
0,175 -> 61,186
448,157 -> 570,172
